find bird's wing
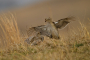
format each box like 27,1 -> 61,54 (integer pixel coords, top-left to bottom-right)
54,17 -> 75,29
27,25 -> 51,37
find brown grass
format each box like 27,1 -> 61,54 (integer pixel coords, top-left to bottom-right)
0,14 -> 90,60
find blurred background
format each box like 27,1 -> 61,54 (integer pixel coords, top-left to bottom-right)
0,0 -> 90,37
0,0 -> 47,11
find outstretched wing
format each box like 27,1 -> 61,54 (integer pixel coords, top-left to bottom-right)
27,25 -> 51,37
54,17 -> 75,29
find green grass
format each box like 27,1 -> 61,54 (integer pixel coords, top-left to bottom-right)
0,13 -> 90,60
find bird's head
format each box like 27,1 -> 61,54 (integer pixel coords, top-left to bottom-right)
45,17 -> 52,23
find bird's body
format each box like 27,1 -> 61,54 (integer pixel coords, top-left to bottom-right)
45,18 -> 59,39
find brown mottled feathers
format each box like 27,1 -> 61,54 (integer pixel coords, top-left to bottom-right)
27,17 -> 74,37
27,25 -> 51,37
25,17 -> 75,45
25,35 -> 44,45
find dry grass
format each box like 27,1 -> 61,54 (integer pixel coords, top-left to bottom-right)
0,14 -> 90,60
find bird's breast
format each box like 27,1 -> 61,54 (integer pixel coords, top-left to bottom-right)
49,23 -> 59,39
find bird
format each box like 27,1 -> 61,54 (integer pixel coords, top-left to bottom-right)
26,17 -> 74,45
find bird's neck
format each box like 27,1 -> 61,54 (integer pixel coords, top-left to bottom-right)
46,22 -> 53,25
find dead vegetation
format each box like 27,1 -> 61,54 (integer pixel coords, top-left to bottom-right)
0,14 -> 90,60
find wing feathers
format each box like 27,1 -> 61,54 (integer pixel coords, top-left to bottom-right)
27,27 -> 38,37
27,25 -> 51,37
54,17 -> 75,29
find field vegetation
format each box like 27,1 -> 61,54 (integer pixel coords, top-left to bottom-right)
0,14 -> 90,60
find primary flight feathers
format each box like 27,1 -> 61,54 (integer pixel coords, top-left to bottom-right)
54,17 -> 75,29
